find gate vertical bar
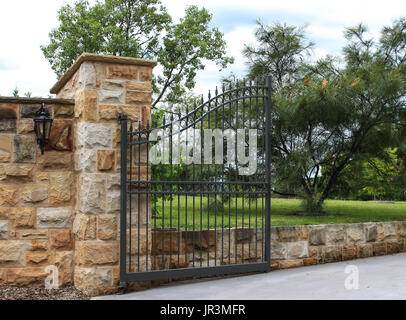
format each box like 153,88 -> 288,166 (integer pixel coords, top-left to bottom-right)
264,76 -> 272,267
119,114 -> 128,284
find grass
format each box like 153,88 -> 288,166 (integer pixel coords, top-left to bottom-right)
151,196 -> 406,229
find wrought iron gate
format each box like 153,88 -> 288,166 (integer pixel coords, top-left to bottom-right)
120,77 -> 272,284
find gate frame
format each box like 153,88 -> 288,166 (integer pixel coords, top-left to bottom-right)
119,77 -> 272,285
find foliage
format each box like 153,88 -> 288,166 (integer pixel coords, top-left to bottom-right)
41,0 -> 233,107
244,19 -> 406,214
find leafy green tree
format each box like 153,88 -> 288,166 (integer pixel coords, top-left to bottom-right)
41,0 -> 233,108
244,20 -> 406,214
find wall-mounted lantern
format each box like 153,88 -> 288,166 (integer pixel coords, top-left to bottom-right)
34,103 -> 53,154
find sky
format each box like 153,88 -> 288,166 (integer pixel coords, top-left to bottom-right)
0,0 -> 405,99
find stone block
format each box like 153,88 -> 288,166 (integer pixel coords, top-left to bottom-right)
279,259 -> 303,269
377,222 -> 397,242
97,149 -> 115,171
270,242 -> 287,260
14,134 -> 36,163
76,122 -> 112,149
99,89 -> 125,104
138,66 -> 152,82
0,120 -> 16,133
11,229 -> 48,240
303,258 -> 318,266
20,184 -> 48,204
75,148 -> 96,172
17,119 -> 34,134
0,208 -> 8,220
0,241 -> 25,267
50,229 -> 73,250
396,221 -> 406,238
0,164 -> 34,181
342,245 -> 358,261
107,64 -> 139,80
387,240 -> 401,254
97,267 -> 113,287
78,174 -> 106,214
308,246 -> 319,258
126,91 -> 151,105
142,106 -> 151,129
128,229 -> 151,256
309,226 -> 326,245
373,242 -> 387,256
9,208 -> 36,229
76,89 -> 98,121
365,224 -> 378,242
26,251 -> 52,267
287,241 -> 308,259
126,81 -> 152,91
0,269 -> 7,285
20,105 -> 51,118
38,152 -> 73,170
0,104 -> 17,121
27,240 -> 48,251
0,135 -> 13,162
73,214 -> 97,240
79,61 -> 97,88
47,119 -> 73,151
0,184 -> 18,206
346,224 -> 365,244
325,224 -> 345,244
358,244 -> 373,258
49,171 -> 73,205
98,214 -> 118,240
322,246 -> 342,263
74,267 -> 98,296
37,207 -> 74,228
99,105 -> 118,120
117,105 -> 142,121
0,220 -> 8,239
54,105 -> 74,118
152,229 -> 184,255
7,268 -> 47,287
75,242 -> 119,266
54,251 -> 73,286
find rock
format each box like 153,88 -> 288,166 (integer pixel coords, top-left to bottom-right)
14,134 -> 36,163
75,148 -> 96,172
72,214 -> 96,240
366,224 -> 378,242
76,122 -> 112,149
270,242 -> 287,260
96,267 -> 113,287
152,229 -> 184,255
54,105 -> 74,118
79,61 -> 97,88
76,242 -> 119,266
346,224 -> 365,244
358,244 -> 373,258
279,259 -> 303,269
12,229 -> 48,240
38,152 -> 73,170
126,91 -> 151,105
74,267 -> 98,296
322,246 -> 342,263
9,208 -> 36,229
102,79 -> 125,91
0,208 -> 8,220
117,105 -> 141,121
49,171 -> 73,205
99,89 -> 125,104
20,184 -> 48,203
54,251 -> 73,285
27,240 -> 49,251
75,89 -> 98,121
287,241 -> 308,259
126,81 -> 152,91
0,120 -> 16,132
7,268 -> 48,286
97,214 -> 118,240
377,222 -> 396,241
48,120 -> 73,151
0,164 -> 34,181
0,135 -> 13,162
342,245 -> 358,261
20,105 -> 51,118
0,220 -> 8,239
309,226 -> 326,245
138,66 -> 152,82
97,149 -> 115,171
107,65 -> 139,80
78,174 -> 106,214
387,240 -> 401,254
141,106 -> 151,129
37,207 -> 74,228
50,229 -> 73,250
26,251 -> 52,267
373,242 -> 387,256
0,185 -> 18,206
99,105 -> 118,120
325,225 -> 345,244
396,221 -> 406,238
17,119 -> 34,134
0,105 -> 17,119
303,258 -> 318,266
0,241 -> 25,267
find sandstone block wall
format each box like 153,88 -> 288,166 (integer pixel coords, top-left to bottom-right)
0,99 -> 75,287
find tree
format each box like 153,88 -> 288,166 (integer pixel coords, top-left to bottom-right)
244,20 -> 406,214
41,0 -> 233,108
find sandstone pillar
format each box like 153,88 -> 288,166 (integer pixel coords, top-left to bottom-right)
51,53 -> 156,295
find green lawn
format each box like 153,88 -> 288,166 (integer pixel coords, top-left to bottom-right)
150,196 -> 406,229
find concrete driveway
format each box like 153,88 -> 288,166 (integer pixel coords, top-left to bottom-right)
95,253 -> 406,300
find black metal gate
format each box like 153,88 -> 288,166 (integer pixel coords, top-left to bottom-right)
119,77 -> 272,284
